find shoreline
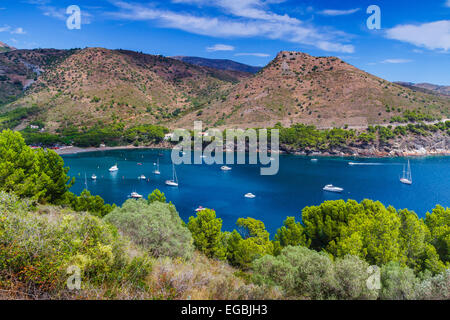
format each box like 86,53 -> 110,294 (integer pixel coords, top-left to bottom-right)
56,144 -> 450,158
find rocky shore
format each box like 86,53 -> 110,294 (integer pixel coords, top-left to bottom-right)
282,131 -> 450,158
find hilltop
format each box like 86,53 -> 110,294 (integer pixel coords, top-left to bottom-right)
0,48 -> 449,132
176,51 -> 449,129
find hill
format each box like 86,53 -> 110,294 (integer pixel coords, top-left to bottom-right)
171,56 -> 261,74
3,48 -> 250,132
0,49 -> 74,106
1,49 -> 449,132
176,51 -> 450,129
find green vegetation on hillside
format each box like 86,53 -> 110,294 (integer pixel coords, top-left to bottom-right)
276,121 -> 450,152
19,123 -> 169,148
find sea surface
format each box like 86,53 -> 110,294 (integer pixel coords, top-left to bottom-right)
62,149 -> 450,234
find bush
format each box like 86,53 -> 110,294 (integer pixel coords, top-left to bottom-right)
254,246 -> 380,299
379,262 -> 418,300
253,246 -> 338,299
415,269 -> 450,300
104,199 -> 194,259
0,192 -> 149,295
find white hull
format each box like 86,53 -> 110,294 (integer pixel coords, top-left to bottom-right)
400,178 -> 412,185
130,192 -> 143,199
165,181 -> 178,187
323,185 -> 344,193
245,193 -> 256,199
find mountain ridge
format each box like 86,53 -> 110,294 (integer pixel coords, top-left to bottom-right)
395,82 -> 450,96
1,47 -> 449,132
171,56 -> 262,74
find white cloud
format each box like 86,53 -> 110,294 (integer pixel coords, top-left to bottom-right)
235,52 -> 270,57
317,8 -> 360,16
0,25 -> 26,35
446,0 -> 450,8
381,59 -> 413,64
11,27 -> 26,35
108,1 -> 355,53
173,0 -> 296,23
385,20 -> 450,51
206,44 -> 235,52
42,6 -> 66,20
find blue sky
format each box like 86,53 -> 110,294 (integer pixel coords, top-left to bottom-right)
1,0 -> 449,84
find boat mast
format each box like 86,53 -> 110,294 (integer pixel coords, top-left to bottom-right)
407,160 -> 412,182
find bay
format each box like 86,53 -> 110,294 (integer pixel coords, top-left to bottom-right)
62,149 -> 450,234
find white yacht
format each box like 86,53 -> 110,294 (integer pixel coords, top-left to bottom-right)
91,174 -> 97,180
195,206 -> 205,212
244,193 -> 256,199
138,174 -> 146,180
130,192 -> 143,199
323,184 -> 344,193
400,160 -> 413,185
154,159 -> 161,175
165,164 -> 179,187
109,164 -> 118,172
221,166 -> 232,171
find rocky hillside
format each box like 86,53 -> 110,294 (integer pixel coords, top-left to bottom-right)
172,56 -> 261,74
177,51 -> 449,129
1,48 -> 449,132
3,48 -> 250,131
0,49 -> 75,106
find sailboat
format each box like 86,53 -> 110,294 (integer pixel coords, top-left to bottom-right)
400,160 -> 413,185
154,158 -> 161,175
165,164 -> 179,187
109,164 -> 118,172
130,191 -> 143,199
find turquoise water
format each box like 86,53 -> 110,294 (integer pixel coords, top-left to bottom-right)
62,149 -> 450,234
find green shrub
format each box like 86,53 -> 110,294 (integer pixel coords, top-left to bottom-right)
379,262 -> 418,300
104,199 -> 194,259
0,192 -> 148,294
188,209 -> 227,260
415,269 -> 450,300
